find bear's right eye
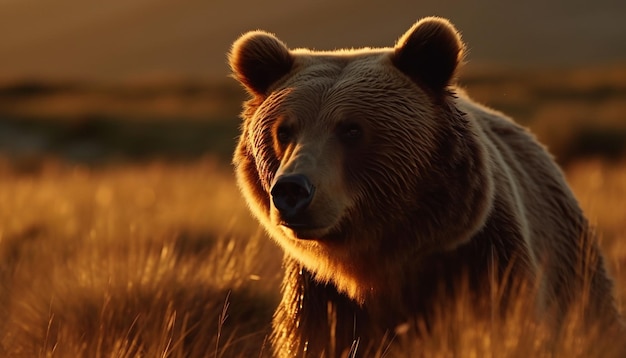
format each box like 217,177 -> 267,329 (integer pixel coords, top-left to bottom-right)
337,122 -> 363,145
276,125 -> 293,144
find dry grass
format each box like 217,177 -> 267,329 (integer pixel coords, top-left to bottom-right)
0,157 -> 281,357
0,156 -> 624,357
568,159 -> 626,309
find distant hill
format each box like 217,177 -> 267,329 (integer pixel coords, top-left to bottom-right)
0,0 -> 625,82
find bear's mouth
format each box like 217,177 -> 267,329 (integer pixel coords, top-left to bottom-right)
279,221 -> 328,240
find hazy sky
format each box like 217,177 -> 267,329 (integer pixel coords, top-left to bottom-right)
1,0 -> 625,82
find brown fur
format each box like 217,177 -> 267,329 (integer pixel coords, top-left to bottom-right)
229,17 -> 620,357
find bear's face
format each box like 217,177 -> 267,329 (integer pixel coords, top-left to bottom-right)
230,18 -> 492,300
243,55 -> 442,239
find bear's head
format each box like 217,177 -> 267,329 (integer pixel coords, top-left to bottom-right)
230,17 -> 494,301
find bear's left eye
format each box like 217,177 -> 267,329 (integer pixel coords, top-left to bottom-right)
276,125 -> 293,144
338,122 -> 363,144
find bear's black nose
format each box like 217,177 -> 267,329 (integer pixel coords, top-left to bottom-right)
271,174 -> 315,219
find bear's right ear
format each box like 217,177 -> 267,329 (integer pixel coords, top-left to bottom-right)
391,17 -> 465,92
229,31 -> 294,96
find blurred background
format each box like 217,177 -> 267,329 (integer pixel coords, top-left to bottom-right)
1,0 -> 625,166
1,1 -> 625,355
2,0 -> 626,81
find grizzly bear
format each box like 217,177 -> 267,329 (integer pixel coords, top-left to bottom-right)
229,17 -> 619,357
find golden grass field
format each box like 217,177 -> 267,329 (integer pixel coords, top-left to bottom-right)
0,68 -> 625,357
0,158 -> 282,357
0,157 -> 625,357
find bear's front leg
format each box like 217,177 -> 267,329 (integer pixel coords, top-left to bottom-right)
271,257 -> 376,358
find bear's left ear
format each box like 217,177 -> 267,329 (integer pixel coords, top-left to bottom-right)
229,31 -> 294,96
391,17 -> 465,92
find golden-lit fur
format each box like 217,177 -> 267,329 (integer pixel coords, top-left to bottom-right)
229,17 -> 620,357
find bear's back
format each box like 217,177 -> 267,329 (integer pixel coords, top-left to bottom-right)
457,93 -> 616,319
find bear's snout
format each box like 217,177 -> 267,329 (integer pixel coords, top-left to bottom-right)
271,174 -> 315,225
